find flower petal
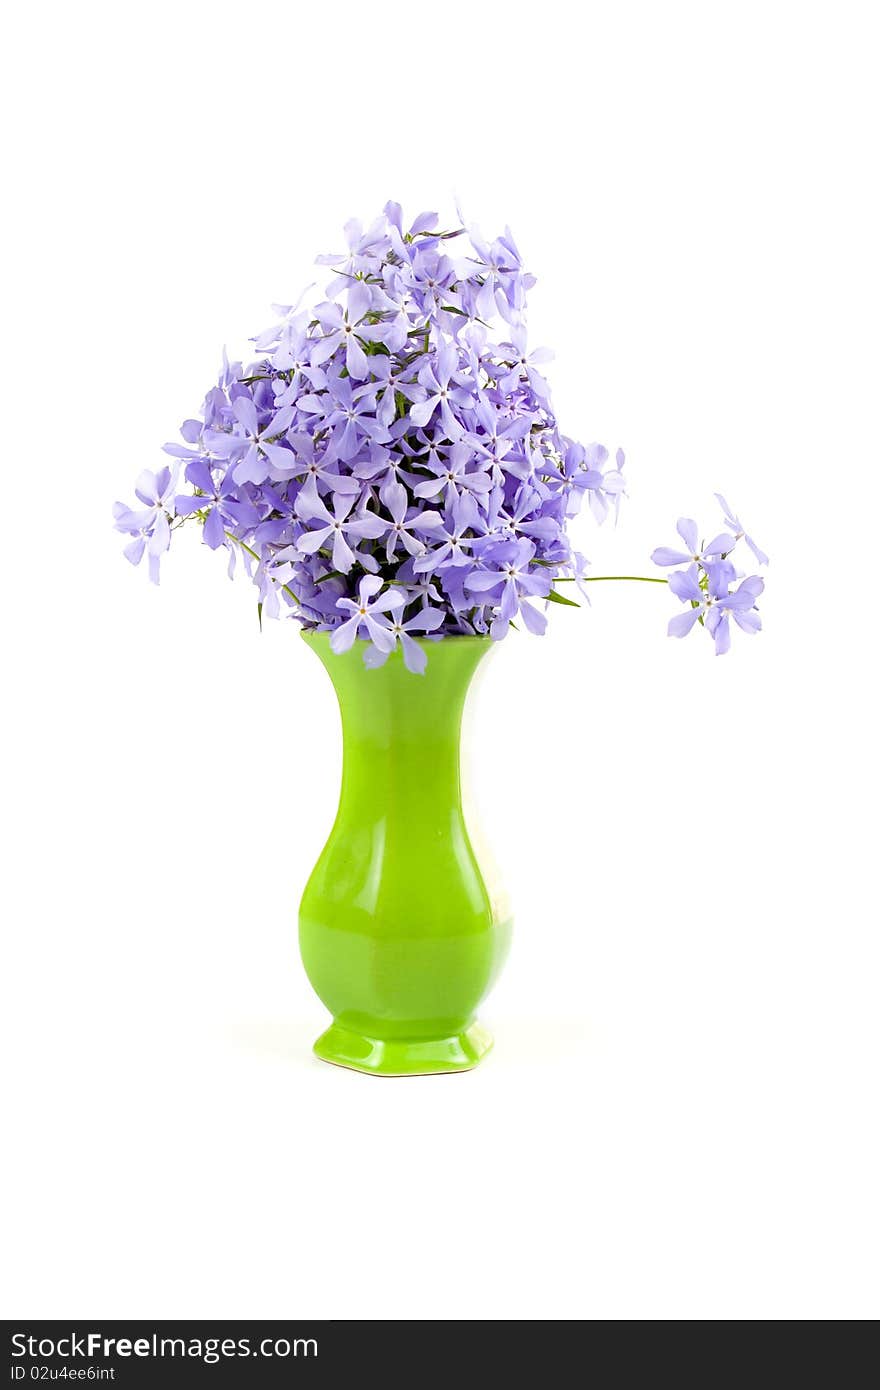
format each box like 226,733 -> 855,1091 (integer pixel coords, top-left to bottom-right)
232,395 -> 258,436
330,615 -> 361,653
358,575 -> 384,601
668,568 -> 702,602
203,506 -> 225,550
401,633 -> 428,674
651,547 -> 692,567
703,532 -> 735,558
371,588 -> 406,612
667,607 -> 702,638
676,518 -> 698,552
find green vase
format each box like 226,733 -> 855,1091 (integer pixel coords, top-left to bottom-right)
298,630 -> 512,1076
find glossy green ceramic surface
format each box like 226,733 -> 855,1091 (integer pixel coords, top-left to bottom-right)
299,631 -> 512,1076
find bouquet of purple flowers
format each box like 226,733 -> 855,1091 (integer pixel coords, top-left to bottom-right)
114,203 -> 767,669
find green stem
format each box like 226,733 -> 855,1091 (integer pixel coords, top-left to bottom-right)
557,575 -> 668,585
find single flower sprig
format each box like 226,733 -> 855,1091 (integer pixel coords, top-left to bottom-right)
651,500 -> 768,655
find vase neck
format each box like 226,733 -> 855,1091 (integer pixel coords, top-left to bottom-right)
304,633 -> 490,810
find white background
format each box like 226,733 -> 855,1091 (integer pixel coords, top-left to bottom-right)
3,0 -> 878,1321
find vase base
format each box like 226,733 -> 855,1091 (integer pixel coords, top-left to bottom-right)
312,1021 -> 493,1077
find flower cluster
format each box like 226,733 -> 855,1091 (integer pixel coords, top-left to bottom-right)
651,495 -> 768,655
114,203 -> 626,672
114,203 -> 767,669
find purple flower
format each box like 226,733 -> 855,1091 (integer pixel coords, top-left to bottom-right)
316,216 -> 389,282
113,466 -> 178,583
295,481 -> 385,573
393,246 -> 458,316
465,539 -> 551,638
366,355 -> 425,430
411,494 -> 478,572
380,482 -> 428,562
175,460 -> 259,549
330,576 -> 404,655
321,374 -> 390,461
581,445 -> 627,524
651,517 -> 734,568
161,416 -> 205,463
715,494 -> 769,566
279,433 -> 362,496
540,442 -> 600,517
409,344 -> 471,434
351,441 -> 420,504
466,222 -> 534,321
253,295 -> 312,369
666,564 -> 764,655
495,323 -> 553,403
463,399 -> 532,478
309,283 -> 373,380
707,575 -> 764,654
392,560 -> 444,608
120,201 -> 767,673
412,441 -> 493,508
205,395 -> 295,486
363,605 -> 445,674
